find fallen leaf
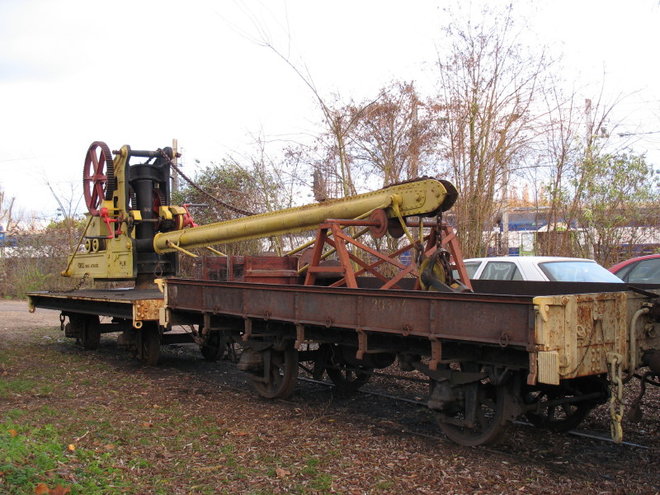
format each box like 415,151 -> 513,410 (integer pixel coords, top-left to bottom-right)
8,429 -> 18,437
50,486 -> 71,495
104,444 -> 115,451
34,483 -> 49,495
275,468 -> 291,478
197,464 -> 224,472
232,431 -> 249,437
67,444 -> 76,452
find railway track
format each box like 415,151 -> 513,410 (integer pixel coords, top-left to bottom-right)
156,338 -> 659,451
296,375 -> 654,450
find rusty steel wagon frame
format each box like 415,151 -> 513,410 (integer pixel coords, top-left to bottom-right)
28,289 -> 163,327
165,279 -> 531,347
162,278 -> 659,445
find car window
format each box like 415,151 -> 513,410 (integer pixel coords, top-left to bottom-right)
539,261 -> 622,283
464,261 -> 482,279
624,259 -> 660,284
613,264 -> 633,281
480,261 -> 522,280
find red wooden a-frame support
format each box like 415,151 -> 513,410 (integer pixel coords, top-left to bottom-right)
303,219 -> 472,291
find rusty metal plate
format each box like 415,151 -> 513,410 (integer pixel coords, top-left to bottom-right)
27,289 -> 163,320
533,292 -> 629,383
165,279 -> 536,348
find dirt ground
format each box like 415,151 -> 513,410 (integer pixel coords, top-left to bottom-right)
1,300 -> 659,494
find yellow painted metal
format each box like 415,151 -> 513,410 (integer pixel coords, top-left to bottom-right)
62,146 -> 136,280
133,298 -> 163,328
159,206 -> 173,220
530,290 -> 660,385
532,292 -> 628,384
153,178 -> 450,254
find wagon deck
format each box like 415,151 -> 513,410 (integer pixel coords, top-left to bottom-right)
28,289 -> 163,326
163,278 -> 655,386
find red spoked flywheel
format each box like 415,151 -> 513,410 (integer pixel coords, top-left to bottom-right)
83,141 -> 115,215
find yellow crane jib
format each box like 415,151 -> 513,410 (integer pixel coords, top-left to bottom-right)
152,178 -> 457,254
64,141 -> 458,284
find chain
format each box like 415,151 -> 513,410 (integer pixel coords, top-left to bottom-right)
154,261 -> 164,278
158,149 -> 255,217
559,322 -> 598,377
73,272 -> 89,291
61,272 -> 89,293
607,352 -> 625,443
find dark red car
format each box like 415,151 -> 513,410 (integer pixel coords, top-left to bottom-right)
609,254 -> 660,284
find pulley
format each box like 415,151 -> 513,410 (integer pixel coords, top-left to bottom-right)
83,141 -> 115,215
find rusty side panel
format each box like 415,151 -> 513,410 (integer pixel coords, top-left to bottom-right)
533,292 -> 628,384
200,256 -> 301,284
133,298 -> 163,326
165,279 -> 535,348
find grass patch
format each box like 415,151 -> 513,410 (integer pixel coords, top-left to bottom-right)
0,350 -> 14,365
2,409 -> 27,421
373,479 -> 395,491
0,379 -> 37,398
301,456 -> 320,475
0,422 -> 128,494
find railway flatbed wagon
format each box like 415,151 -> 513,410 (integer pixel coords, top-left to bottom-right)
25,141 -> 660,446
162,278 -> 660,446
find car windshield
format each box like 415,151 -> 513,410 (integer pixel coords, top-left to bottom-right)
539,261 -> 623,283
622,258 -> 660,284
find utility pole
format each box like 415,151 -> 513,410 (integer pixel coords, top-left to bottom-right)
585,99 -> 593,159
172,138 -> 179,193
501,170 -> 510,256
408,101 -> 419,179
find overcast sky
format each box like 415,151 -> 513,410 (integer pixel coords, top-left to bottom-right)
0,0 -> 658,221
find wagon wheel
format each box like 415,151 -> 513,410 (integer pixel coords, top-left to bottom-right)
136,322 -> 161,366
83,141 -> 115,215
80,315 -> 101,350
436,364 -> 508,446
327,365 -> 372,393
200,331 -> 227,362
524,377 -> 607,432
70,314 -> 101,350
524,390 -> 591,432
250,346 -> 298,399
321,344 -> 372,393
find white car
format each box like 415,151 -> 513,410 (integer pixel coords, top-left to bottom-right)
463,256 -> 624,283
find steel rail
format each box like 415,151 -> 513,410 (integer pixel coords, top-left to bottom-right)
296,375 -> 652,449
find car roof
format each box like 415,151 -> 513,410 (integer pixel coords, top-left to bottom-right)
609,253 -> 660,272
464,256 -> 595,263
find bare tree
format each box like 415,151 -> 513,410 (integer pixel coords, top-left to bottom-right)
435,5 -> 549,257
245,19 -> 379,198
243,134 -> 310,254
534,84 -> 586,256
349,81 -> 443,186
0,187 -> 16,232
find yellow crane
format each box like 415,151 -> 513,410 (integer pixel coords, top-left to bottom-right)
65,141 -> 458,286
